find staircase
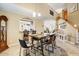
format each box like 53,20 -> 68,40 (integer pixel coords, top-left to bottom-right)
56,8 -> 79,44
58,9 -> 79,30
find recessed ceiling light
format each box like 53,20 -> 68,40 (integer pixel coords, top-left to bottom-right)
74,24 -> 77,27
33,12 -> 36,17
38,13 -> 41,17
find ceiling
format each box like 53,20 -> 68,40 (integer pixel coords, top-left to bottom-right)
0,3 -> 55,20
48,3 -> 65,10
0,3 -> 66,20
48,3 -> 78,13
0,3 -> 77,15
0,3 -> 33,17
48,3 -> 65,13
0,3 -> 78,25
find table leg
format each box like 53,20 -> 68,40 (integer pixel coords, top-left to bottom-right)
40,39 -> 44,56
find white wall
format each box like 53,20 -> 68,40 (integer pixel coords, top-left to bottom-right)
35,19 -> 44,34
0,11 -> 25,46
58,19 -> 77,44
0,11 -> 44,47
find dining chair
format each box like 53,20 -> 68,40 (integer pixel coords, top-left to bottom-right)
19,39 -> 31,56
44,34 -> 56,55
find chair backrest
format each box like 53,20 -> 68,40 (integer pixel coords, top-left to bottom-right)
19,39 -> 28,48
50,34 -> 56,41
32,36 -> 39,40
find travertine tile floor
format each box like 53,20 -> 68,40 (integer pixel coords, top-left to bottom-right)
0,44 -> 67,56
0,39 -> 79,56
0,45 -> 20,56
56,39 -> 79,56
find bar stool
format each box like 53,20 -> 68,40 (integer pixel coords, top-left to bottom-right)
19,39 -> 31,56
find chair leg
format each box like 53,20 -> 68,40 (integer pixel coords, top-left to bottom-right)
48,45 -> 50,56
33,47 -> 36,56
52,44 -> 54,53
26,48 -> 27,56
35,49 -> 36,56
25,48 -> 31,56
19,46 -> 21,56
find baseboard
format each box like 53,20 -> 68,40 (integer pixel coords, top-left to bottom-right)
66,41 -> 75,45
8,43 -> 19,47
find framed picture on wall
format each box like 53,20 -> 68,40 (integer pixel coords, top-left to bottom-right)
59,22 -> 67,29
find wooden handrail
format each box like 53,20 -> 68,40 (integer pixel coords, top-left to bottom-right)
56,9 -> 79,30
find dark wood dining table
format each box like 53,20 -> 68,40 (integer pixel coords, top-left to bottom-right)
29,33 -> 55,56
31,34 -> 46,56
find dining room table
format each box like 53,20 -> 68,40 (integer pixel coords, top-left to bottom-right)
28,33 -> 55,56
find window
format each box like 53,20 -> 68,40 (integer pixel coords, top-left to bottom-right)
44,20 -> 56,33
19,19 -> 35,32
